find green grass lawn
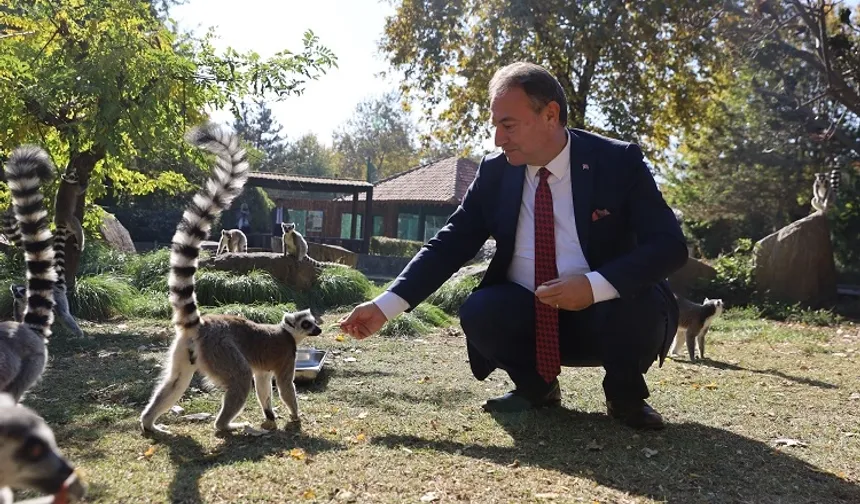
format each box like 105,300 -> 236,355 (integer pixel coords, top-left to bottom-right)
15,309 -> 860,503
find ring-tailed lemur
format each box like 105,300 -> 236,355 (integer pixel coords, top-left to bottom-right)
0,393 -> 87,504
216,228 -> 247,255
811,169 -> 841,213
669,295 -> 724,361
0,146 -> 57,403
281,222 -> 323,269
139,123 -> 322,436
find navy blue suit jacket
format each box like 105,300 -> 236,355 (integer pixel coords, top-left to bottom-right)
387,129 -> 688,313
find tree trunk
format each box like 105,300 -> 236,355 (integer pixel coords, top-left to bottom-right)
62,148 -> 105,294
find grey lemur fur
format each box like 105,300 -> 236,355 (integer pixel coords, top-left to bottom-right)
0,393 -> 87,504
139,123 -> 323,435
216,228 -> 247,255
281,222 -> 322,268
0,146 -> 57,403
811,169 -> 840,213
669,295 -> 724,361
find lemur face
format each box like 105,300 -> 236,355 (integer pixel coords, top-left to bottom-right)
282,222 -> 296,233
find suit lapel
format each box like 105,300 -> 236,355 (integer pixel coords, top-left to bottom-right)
568,130 -> 595,259
498,163 -> 525,239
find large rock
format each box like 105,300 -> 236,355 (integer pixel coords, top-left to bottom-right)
667,257 -> 717,297
99,214 -> 136,253
269,238 -> 357,267
753,211 -> 837,307
200,252 -> 318,291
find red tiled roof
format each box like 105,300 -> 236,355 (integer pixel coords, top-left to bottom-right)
248,172 -> 372,189
338,157 -> 478,204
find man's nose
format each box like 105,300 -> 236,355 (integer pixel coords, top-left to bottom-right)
494,127 -> 506,147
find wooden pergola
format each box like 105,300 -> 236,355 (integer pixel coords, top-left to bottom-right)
246,172 -> 374,253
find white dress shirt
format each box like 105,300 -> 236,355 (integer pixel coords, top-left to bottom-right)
373,131 -> 619,321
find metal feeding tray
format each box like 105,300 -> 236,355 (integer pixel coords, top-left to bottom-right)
294,348 -> 328,382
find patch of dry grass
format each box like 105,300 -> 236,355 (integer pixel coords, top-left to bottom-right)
15,311 -> 860,503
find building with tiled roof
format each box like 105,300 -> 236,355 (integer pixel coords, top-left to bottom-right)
264,157 -> 479,251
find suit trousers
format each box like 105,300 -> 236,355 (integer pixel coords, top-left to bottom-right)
458,282 -> 671,401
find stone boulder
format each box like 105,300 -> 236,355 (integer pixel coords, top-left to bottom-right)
308,242 -> 358,267
667,257 -> 717,297
199,252 -> 318,291
99,214 -> 136,253
753,211 -> 837,307
450,262 -> 489,283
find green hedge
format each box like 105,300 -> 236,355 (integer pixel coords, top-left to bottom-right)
370,236 -> 424,257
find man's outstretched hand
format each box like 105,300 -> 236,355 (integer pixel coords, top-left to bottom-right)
339,301 -> 387,340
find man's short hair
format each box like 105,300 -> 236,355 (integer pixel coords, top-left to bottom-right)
489,62 -> 568,126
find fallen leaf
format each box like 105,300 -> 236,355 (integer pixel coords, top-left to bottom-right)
535,493 -> 559,500
400,447 -> 413,455
642,447 -> 659,458
143,446 -> 156,458
704,382 -> 718,390
774,438 -> 808,448
420,492 -> 439,502
586,439 -> 604,451
353,433 -> 367,443
301,489 -> 316,499
335,334 -> 346,342
290,448 -> 307,461
170,405 -> 185,415
343,357 -> 357,363
849,392 -> 860,401
357,411 -> 368,419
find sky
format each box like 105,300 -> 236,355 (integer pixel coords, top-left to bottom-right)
171,0 -> 405,148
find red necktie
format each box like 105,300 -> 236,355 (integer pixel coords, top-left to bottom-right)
534,167 -> 560,383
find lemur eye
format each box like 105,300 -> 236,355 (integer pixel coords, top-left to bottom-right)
301,321 -> 311,330
19,438 -> 47,461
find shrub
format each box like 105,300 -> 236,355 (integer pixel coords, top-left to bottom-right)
71,274 -> 136,321
412,303 -> 453,328
370,236 -> 423,257
204,303 -> 298,324
425,274 -> 480,315
125,291 -> 172,320
195,269 -> 287,306
379,313 -> 430,338
306,267 -> 373,311
125,248 -> 172,291
77,242 -> 130,277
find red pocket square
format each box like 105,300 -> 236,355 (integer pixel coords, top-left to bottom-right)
591,209 -> 611,222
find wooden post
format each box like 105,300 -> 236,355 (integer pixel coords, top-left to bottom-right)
417,205 -> 426,242
350,191 -> 358,241
362,187 -> 373,254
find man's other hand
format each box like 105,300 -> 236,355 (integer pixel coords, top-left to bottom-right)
339,302 -> 388,339
535,274 -> 594,311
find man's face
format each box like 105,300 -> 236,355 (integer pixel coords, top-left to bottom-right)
490,86 -> 558,166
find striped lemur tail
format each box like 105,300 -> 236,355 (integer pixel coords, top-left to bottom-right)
1,207 -> 22,247
4,146 -> 57,338
169,124 -> 249,333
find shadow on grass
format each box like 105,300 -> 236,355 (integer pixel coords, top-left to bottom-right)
372,408 -> 860,504
694,358 -> 838,390
156,430 -> 345,504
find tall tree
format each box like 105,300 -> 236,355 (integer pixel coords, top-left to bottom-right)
283,133 -> 335,177
721,0 -> 860,155
380,0 -> 730,164
0,0 -> 337,290
233,100 -> 290,172
332,92 -> 419,180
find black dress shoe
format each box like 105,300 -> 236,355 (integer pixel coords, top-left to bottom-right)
482,379 -> 562,413
606,399 -> 665,430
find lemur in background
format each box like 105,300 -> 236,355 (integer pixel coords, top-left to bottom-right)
811,169 -> 841,213
281,222 -> 323,269
216,228 -> 247,255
